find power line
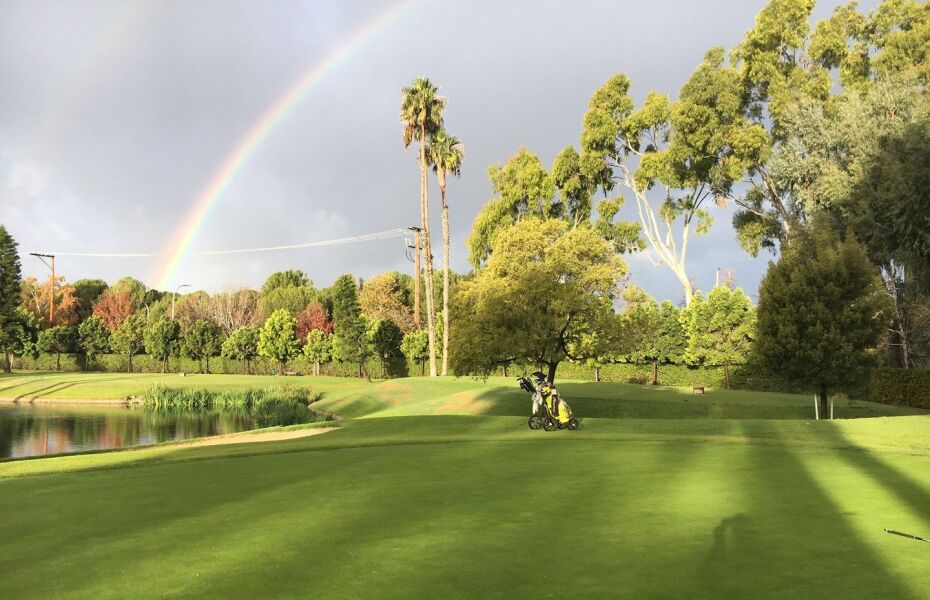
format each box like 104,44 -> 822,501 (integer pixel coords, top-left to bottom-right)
27,228 -> 410,259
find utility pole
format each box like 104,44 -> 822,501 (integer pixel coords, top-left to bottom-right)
29,253 -> 56,324
407,227 -> 422,328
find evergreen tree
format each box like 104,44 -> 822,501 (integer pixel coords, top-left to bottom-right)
78,316 -> 110,369
303,329 -> 333,377
145,316 -> 181,373
181,319 -> 222,374
222,326 -> 261,374
258,309 -> 300,374
37,326 -> 79,371
110,314 -> 146,373
685,287 -> 756,388
0,225 -> 22,371
369,319 -> 403,378
755,224 -> 888,418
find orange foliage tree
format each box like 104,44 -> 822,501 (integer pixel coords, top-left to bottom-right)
92,290 -> 135,331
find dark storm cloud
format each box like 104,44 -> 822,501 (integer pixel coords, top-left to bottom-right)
0,0 -> 874,300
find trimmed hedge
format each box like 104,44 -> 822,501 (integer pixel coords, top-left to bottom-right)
13,353 -> 411,379
865,368 -> 930,410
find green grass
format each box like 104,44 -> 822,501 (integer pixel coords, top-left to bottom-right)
2,372 -> 930,598
314,376 -> 923,420
0,371 -> 373,401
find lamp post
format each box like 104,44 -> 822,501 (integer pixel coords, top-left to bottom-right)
171,284 -> 191,320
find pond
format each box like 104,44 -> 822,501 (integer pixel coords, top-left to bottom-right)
0,403 -> 267,459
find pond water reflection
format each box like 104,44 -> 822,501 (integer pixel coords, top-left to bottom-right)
0,403 -> 262,459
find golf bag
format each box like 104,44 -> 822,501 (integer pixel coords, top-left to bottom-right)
517,374 -> 579,431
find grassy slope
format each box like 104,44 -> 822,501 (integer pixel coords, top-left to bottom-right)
0,371 -> 372,400
2,374 -> 930,598
314,376 -> 923,420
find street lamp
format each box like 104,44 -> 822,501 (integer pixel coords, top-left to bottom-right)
171,284 -> 191,320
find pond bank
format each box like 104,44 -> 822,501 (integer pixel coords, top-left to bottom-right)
0,396 -> 138,405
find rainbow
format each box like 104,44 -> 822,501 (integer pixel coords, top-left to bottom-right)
152,0 -> 420,290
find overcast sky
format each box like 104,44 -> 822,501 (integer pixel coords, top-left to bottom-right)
0,0 -> 874,303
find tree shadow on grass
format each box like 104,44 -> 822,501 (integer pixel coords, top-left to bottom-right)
691,421 -> 919,600
817,424 -> 930,531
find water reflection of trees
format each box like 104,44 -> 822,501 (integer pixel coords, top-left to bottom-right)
0,406 -> 259,459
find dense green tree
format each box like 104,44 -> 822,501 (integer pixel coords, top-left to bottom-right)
684,287 -> 756,388
303,329 -> 333,377
334,316 -> 372,379
258,284 -> 316,319
754,224 -> 888,418
261,270 -> 312,295
258,309 -> 300,374
110,314 -> 146,373
71,279 -> 108,321
331,274 -> 361,322
402,77 -> 446,378
0,309 -> 40,371
182,320 -> 222,374
369,319 -> 404,378
428,129 -> 464,376
467,148 -> 557,268
144,317 -> 181,373
78,316 -> 110,369
358,272 -> 414,332
221,326 -> 261,374
37,326 -> 78,371
452,219 -> 626,382
401,329 -> 430,376
0,225 -> 22,372
111,277 -> 147,307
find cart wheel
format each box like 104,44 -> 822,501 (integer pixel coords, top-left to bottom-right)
567,418 -> 579,430
528,416 -> 544,430
544,419 -> 558,432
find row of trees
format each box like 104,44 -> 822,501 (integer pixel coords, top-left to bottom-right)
463,0 -> 929,367
400,77 -> 464,377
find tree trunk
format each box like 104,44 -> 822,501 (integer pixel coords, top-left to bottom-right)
205,356 -> 210,374
547,362 -> 558,385
2,351 -> 11,373
419,123 -> 437,377
361,362 -> 371,382
724,361 -> 731,389
817,388 -> 830,420
651,358 -> 659,385
127,353 -> 133,373
503,363 -> 508,377
594,365 -> 601,382
55,352 -> 61,371
441,181 -> 450,377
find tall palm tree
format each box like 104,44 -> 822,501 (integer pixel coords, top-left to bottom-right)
427,130 -> 463,376
401,77 -> 445,376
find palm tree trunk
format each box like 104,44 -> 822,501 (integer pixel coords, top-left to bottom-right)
419,123 -> 437,376
440,175 -> 450,376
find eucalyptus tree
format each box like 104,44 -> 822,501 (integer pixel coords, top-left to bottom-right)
578,48 -> 767,305
401,77 -> 445,377
427,130 -> 463,376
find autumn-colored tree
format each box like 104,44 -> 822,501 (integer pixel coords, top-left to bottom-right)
18,276 -> 80,326
210,288 -> 260,336
92,289 -> 135,331
174,291 -> 213,331
358,272 -> 415,332
296,303 -> 333,342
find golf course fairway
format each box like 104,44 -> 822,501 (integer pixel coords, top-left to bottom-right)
1,375 -> 929,598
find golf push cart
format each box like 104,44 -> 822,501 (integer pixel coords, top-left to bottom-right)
517,372 -> 579,431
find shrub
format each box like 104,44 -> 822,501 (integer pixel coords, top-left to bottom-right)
865,368 -> 930,409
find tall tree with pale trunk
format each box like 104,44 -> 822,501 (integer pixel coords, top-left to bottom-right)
428,130 -> 463,376
401,77 -> 445,376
